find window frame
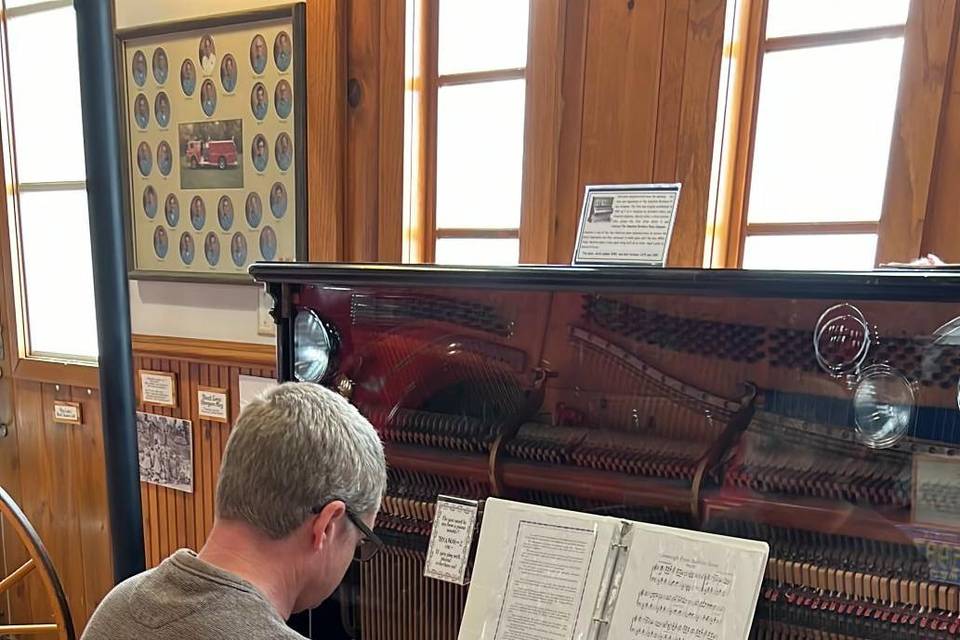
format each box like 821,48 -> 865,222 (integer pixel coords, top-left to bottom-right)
710,0 -> 912,269
0,0 -> 99,384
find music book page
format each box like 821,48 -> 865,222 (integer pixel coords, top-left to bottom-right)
604,524 -> 768,640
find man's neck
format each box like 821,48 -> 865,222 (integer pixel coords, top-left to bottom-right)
198,520 -> 300,620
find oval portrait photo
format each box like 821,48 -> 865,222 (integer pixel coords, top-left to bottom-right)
179,232 -> 195,265
260,226 -> 277,261
275,133 -> 292,172
157,141 -> 173,177
132,51 -> 147,87
204,232 -> 220,266
270,182 -> 287,218
152,47 -> 168,84
155,92 -> 171,128
153,226 -> 168,258
246,193 -> 263,228
164,194 -> 179,226
217,195 -> 234,231
142,186 -> 157,218
134,94 -> 149,129
220,54 -> 237,93
180,59 -> 196,96
137,142 -> 152,176
199,34 -> 216,75
274,31 -> 292,72
251,82 -> 268,121
251,134 -> 268,172
250,34 -> 268,74
201,79 -> 217,117
230,232 -> 247,267
275,80 -> 292,119
189,196 -> 206,231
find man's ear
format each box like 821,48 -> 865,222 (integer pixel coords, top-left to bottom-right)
310,500 -> 346,552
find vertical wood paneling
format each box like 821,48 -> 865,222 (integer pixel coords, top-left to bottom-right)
378,0 -> 406,263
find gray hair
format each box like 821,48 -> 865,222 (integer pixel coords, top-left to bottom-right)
216,382 -> 386,539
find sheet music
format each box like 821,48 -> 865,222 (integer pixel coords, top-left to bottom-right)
605,524 -> 768,640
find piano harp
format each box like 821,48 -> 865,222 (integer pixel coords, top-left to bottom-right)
255,264 -> 960,640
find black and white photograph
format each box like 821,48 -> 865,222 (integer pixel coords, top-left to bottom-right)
134,93 -> 149,129
270,182 -> 287,218
252,134 -> 268,172
132,50 -> 147,86
201,79 -> 217,117
180,231 -> 195,265
189,195 -> 205,230
152,47 -> 169,85
157,141 -> 173,177
251,82 -> 268,121
143,186 -> 157,218
250,34 -> 268,74
220,54 -> 238,93
275,132 -> 292,171
136,411 -> 193,493
231,232 -> 247,267
199,34 -> 216,75
218,195 -> 234,231
275,80 -> 292,119
245,192 -> 262,228
164,194 -> 179,225
587,196 -> 614,223
204,232 -> 220,266
155,91 -> 171,128
180,58 -> 196,96
274,31 -> 292,72
153,226 -> 168,258
137,141 -> 152,176
260,225 -> 277,260
178,120 -> 243,189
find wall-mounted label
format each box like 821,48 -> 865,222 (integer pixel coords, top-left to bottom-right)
573,183 -> 681,267
53,401 -> 82,425
197,387 -> 229,423
139,370 -> 177,407
424,496 -> 479,585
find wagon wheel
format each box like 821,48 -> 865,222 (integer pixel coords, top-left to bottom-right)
0,486 -> 75,639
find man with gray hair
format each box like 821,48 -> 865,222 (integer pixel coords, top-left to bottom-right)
83,382 -> 387,639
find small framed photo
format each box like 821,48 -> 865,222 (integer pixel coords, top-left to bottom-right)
53,401 -> 83,425
118,5 -> 308,283
197,386 -> 229,423
139,370 -> 178,408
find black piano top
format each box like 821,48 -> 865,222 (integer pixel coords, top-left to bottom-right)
249,262 -> 960,302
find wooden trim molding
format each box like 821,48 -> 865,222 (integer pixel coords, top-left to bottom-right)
764,24 -> 906,53
132,335 -> 277,368
12,359 -> 99,390
746,221 -> 879,235
437,67 -> 525,86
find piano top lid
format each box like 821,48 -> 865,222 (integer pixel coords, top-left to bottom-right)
248,262 -> 960,302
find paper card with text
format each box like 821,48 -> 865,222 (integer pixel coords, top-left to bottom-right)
573,184 -> 681,267
424,496 -> 479,585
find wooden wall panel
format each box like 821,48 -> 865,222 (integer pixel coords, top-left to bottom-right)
133,347 -> 275,568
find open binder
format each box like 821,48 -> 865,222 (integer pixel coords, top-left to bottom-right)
458,499 -> 768,640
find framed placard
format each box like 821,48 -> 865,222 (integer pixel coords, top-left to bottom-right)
198,386 -> 229,423
572,184 -> 681,266
118,5 -> 307,282
424,495 -> 479,585
53,401 -> 82,425
139,370 -> 178,407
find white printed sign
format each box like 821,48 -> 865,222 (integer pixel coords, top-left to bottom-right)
53,401 -> 82,425
198,387 -> 229,423
573,183 -> 681,266
424,496 -> 479,585
139,370 -> 177,407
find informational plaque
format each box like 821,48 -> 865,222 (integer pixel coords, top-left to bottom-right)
573,183 -> 681,267
424,495 -> 479,585
198,387 -> 229,423
140,370 -> 178,407
53,401 -> 82,425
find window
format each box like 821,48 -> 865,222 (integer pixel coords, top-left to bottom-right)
0,0 -> 97,359
403,0 -> 530,265
710,0 -> 909,270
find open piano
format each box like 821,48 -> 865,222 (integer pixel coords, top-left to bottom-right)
253,263 -> 960,640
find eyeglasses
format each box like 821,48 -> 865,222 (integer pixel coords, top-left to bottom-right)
313,501 -> 384,563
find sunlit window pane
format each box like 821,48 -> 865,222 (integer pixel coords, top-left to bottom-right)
6,6 -> 86,183
748,39 -> 903,224
743,234 -> 877,271
436,80 -> 525,230
438,0 -> 529,75
19,190 -> 98,358
436,238 -> 519,265
766,0 -> 909,38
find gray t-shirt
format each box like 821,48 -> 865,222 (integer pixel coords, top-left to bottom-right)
82,549 -> 306,640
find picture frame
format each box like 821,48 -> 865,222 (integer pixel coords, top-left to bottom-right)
197,386 -> 229,423
117,4 -> 308,283
139,370 -> 178,408
53,401 -> 83,426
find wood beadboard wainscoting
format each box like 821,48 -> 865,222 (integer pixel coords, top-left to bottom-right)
132,336 -> 276,567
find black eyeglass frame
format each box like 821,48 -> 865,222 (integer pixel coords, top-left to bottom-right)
312,500 -> 384,562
